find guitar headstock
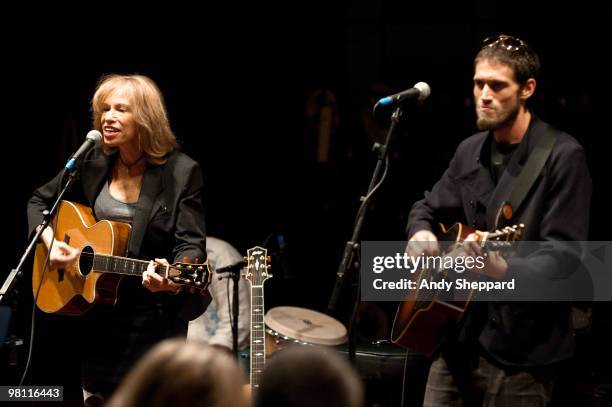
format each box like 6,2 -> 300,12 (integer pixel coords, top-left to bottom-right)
242,246 -> 272,287
167,260 -> 211,290
488,224 -> 524,241
483,224 -> 525,252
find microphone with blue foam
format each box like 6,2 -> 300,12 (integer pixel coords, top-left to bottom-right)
376,82 -> 431,107
65,130 -> 102,171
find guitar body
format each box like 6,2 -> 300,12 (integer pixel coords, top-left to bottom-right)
391,223 -> 524,356
391,292 -> 468,356
391,223 -> 474,356
33,200 -> 131,315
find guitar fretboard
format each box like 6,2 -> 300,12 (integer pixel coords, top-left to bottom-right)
251,285 -> 264,395
80,252 -> 162,277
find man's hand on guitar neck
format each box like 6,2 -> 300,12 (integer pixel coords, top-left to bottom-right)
142,258 -> 183,294
406,230 -> 440,257
462,232 -> 508,280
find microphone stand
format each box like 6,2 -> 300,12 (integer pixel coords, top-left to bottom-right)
2,133 -> 101,305
0,168 -> 78,375
1,170 -> 77,303
216,262 -> 244,360
231,271 -> 239,358
328,104 -> 404,363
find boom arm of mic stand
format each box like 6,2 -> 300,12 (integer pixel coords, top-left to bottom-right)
1,170 -> 78,303
1,168 -> 78,376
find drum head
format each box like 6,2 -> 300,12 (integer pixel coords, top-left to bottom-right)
264,306 -> 347,346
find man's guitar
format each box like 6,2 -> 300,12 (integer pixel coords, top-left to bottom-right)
390,222 -> 523,356
32,200 -> 210,315
242,246 -> 272,399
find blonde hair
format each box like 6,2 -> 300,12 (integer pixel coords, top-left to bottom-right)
108,339 -> 247,407
92,74 -> 178,165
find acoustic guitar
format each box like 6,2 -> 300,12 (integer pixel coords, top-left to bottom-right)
391,222 -> 523,356
32,200 -> 210,315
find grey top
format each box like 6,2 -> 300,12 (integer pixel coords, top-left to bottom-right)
94,181 -> 137,224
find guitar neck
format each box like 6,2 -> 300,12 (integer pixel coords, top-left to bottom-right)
250,285 -> 265,395
244,246 -> 271,397
86,253 -> 168,278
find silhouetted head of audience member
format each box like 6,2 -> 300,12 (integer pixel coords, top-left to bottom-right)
255,346 -> 363,407
108,338 -> 247,407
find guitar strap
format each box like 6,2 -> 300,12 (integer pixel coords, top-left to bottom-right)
494,123 -> 558,228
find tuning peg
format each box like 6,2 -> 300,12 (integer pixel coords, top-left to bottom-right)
266,256 -> 271,262
243,256 -> 248,261
266,264 -> 272,269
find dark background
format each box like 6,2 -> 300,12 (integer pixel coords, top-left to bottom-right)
1,3 -> 610,406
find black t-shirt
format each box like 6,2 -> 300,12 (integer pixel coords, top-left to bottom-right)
490,138 -> 520,185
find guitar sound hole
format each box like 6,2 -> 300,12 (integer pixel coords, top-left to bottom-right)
79,246 -> 94,276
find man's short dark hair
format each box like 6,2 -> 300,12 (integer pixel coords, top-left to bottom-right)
475,34 -> 540,86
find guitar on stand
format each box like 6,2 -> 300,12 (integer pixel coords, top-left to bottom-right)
391,222 -> 523,356
242,246 -> 272,399
32,200 -> 211,315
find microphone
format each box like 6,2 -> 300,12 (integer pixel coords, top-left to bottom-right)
215,261 -> 246,275
65,130 -> 102,171
376,82 -> 431,106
